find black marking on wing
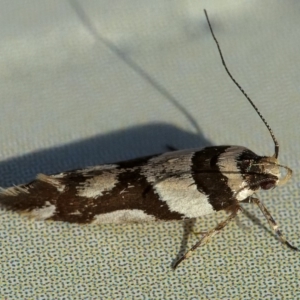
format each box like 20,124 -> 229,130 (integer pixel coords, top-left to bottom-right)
192,146 -> 237,211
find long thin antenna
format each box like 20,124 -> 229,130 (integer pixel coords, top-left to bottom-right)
204,9 -> 279,158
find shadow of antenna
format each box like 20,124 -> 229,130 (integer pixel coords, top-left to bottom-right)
68,0 -> 202,136
66,1 -> 211,266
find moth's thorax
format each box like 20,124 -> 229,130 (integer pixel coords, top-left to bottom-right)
214,146 -> 287,202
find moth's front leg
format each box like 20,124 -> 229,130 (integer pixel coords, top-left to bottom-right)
244,197 -> 299,251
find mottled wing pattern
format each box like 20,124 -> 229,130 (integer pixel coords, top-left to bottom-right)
0,146 -> 261,223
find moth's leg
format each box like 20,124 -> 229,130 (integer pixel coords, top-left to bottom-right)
192,230 -> 208,236
173,207 -> 239,269
248,197 -> 299,251
192,229 -> 224,239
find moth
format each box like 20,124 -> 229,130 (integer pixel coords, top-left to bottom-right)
0,10 -> 298,268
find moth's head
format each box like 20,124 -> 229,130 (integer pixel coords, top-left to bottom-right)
240,154 -> 292,192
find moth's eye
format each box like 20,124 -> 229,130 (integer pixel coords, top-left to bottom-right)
260,180 -> 276,190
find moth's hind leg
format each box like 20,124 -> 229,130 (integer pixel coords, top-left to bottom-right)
246,197 -> 299,251
173,206 -> 240,269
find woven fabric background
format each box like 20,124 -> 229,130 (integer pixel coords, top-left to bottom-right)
0,1 -> 300,299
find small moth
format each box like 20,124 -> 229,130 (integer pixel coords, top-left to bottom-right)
0,10 -> 298,268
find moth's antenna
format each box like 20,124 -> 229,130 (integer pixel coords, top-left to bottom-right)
204,9 -> 279,158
